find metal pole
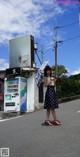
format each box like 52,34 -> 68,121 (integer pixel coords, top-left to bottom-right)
40,45 -> 44,64
55,41 -> 58,77
54,27 -> 58,78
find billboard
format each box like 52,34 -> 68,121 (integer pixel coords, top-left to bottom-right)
9,35 -> 34,68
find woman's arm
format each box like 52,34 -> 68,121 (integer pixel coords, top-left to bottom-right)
51,77 -> 58,82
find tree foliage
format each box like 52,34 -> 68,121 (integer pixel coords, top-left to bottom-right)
57,78 -> 80,98
52,65 -> 68,77
55,70 -> 80,98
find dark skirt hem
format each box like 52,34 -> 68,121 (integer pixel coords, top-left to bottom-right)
44,106 -> 59,109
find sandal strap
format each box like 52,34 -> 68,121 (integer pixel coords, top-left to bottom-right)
57,120 -> 61,123
54,120 -> 61,125
45,120 -> 53,126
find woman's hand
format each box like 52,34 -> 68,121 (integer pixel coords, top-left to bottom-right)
51,77 -> 56,82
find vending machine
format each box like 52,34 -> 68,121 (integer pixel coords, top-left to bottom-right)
4,77 -> 27,112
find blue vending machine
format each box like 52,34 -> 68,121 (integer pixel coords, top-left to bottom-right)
4,77 -> 27,113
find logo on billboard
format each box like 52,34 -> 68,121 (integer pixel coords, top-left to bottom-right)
6,67 -> 21,75
13,69 -> 16,74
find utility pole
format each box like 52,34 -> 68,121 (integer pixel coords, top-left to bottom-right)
54,41 -> 58,78
54,27 -> 63,78
41,45 -> 44,64
54,27 -> 58,78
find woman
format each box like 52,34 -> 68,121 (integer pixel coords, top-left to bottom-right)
44,65 -> 61,126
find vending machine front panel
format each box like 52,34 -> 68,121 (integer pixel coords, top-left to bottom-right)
4,77 -> 27,112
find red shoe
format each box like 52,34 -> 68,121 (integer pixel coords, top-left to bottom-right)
45,120 -> 53,126
57,120 -> 61,124
53,120 -> 61,125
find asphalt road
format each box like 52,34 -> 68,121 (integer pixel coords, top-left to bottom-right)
0,99 -> 80,157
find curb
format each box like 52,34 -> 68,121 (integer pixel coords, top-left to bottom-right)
58,95 -> 80,104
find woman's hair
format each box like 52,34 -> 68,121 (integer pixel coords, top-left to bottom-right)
44,65 -> 52,77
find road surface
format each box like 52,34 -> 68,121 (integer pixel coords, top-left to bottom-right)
0,99 -> 80,157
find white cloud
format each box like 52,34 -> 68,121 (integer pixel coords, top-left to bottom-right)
0,58 -> 9,70
0,0 -> 64,44
71,68 -> 80,75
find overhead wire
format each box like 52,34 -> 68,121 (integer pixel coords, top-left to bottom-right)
63,35 -> 80,42
57,21 -> 80,28
54,20 -> 80,43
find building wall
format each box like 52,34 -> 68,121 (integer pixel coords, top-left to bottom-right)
0,71 -> 5,110
27,73 -> 35,112
27,71 -> 43,112
0,80 -> 4,111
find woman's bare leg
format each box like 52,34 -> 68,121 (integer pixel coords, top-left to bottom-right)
51,109 -> 57,121
45,109 -> 53,126
46,109 -> 50,120
51,109 -> 61,125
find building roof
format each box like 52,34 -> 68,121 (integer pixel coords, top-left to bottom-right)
0,70 -> 6,73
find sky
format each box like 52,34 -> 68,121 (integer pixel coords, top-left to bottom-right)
0,0 -> 80,75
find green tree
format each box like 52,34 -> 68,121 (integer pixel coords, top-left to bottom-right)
56,77 -> 80,98
52,65 -> 68,77
51,65 -> 80,99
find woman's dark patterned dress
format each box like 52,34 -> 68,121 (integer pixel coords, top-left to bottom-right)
44,77 -> 58,109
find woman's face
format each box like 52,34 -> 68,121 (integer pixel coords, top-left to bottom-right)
46,70 -> 51,76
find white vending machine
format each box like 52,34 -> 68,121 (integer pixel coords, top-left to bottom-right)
4,77 -> 27,113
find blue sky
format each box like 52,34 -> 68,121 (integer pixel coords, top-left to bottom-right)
0,0 -> 80,75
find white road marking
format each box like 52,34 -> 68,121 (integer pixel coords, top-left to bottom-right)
0,115 -> 23,123
77,111 -> 80,113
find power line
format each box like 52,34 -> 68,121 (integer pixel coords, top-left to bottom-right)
55,35 -> 80,45
42,29 -> 80,54
43,34 -> 80,52
63,34 -> 80,42
35,51 -> 42,65
55,21 -> 80,29
54,26 -> 80,43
